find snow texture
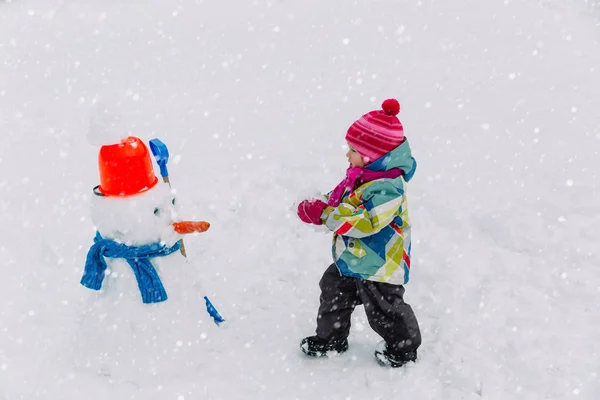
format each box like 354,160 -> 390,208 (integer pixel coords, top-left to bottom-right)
1,0 -> 599,399
87,101 -> 128,146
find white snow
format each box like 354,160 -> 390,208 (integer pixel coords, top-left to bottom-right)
1,0 -> 600,399
87,101 -> 128,146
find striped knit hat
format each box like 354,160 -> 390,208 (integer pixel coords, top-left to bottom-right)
345,99 -> 404,164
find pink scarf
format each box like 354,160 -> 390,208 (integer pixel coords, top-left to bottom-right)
327,166 -> 402,207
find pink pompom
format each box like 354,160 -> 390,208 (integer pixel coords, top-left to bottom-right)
381,99 -> 400,116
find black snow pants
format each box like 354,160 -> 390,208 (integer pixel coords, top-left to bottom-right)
315,263 -> 421,353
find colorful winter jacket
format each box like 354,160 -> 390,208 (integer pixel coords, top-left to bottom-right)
321,139 -> 416,285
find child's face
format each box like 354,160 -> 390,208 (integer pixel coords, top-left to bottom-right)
346,144 -> 365,168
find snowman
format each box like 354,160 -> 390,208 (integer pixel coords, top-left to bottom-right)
75,135 -> 221,388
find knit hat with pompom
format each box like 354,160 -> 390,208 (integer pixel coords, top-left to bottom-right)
345,99 -> 404,164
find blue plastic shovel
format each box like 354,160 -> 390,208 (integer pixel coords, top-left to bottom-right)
149,138 -> 225,326
149,139 -> 170,184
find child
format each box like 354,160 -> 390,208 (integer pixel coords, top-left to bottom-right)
297,98 -> 421,368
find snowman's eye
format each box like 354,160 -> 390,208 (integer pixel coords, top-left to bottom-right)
153,207 -> 161,216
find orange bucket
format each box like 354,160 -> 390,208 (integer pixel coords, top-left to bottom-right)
96,136 -> 159,197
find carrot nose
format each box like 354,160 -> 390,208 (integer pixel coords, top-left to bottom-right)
172,221 -> 210,234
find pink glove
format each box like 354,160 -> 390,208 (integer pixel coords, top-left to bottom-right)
297,199 -> 328,225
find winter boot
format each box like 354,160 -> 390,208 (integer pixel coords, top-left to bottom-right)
374,341 -> 417,368
300,336 -> 348,357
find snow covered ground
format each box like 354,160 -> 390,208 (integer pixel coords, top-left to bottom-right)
1,0 -> 599,399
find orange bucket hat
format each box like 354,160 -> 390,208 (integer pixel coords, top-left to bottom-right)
94,136 -> 159,197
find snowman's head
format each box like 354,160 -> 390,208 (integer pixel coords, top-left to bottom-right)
91,183 -> 180,245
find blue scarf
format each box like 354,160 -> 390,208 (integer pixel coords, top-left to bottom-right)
81,232 -> 181,304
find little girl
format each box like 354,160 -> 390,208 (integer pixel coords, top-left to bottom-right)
297,99 -> 421,368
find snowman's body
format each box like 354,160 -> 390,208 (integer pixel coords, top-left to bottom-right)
77,257 -> 208,383
74,139 -> 213,387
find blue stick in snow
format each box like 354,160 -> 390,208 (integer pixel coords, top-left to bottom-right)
149,137 -> 225,326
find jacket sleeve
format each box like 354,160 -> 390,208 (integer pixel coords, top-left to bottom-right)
322,181 -> 403,239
